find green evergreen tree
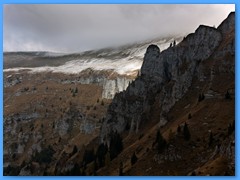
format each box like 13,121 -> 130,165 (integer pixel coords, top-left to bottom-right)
101,100 -> 104,106
82,149 -> 95,166
75,87 -> 78,93
96,143 -> 108,167
155,129 -> 167,153
183,122 -> 191,141
119,162 -> 123,176
177,125 -> 181,133
188,113 -> 192,119
70,163 -> 81,176
131,152 -> 138,165
208,131 -> 214,147
228,123 -> 233,135
71,145 -> 78,156
232,120 -> 235,131
105,151 -> 111,166
109,131 -> 123,160
72,92 -> 76,97
225,90 -> 231,99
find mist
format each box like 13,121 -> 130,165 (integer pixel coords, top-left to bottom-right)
4,4 -> 235,53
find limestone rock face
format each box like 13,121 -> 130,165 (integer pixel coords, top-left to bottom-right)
61,72 -> 133,99
100,12 -> 235,143
102,77 -> 132,99
141,44 -> 161,76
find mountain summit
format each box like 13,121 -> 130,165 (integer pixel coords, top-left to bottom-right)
97,12 -> 234,175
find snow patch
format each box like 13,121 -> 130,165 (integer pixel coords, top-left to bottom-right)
4,37 -> 181,75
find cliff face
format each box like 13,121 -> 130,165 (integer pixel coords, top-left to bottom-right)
74,73 -> 133,99
100,12 -> 234,142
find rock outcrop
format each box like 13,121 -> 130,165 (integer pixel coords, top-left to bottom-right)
100,12 -> 235,142
78,75 -> 132,100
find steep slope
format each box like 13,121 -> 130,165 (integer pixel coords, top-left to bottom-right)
97,12 -> 234,175
3,12 -> 234,176
3,71 -> 113,175
100,21 -> 224,142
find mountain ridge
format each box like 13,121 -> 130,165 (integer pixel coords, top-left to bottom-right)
100,11 -> 234,144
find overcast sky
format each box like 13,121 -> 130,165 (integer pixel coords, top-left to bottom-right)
4,4 -> 235,53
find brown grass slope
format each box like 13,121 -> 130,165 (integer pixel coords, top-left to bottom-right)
96,25 -> 235,176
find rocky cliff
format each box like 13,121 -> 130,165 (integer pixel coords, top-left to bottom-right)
100,12 -> 235,142
70,71 -> 134,99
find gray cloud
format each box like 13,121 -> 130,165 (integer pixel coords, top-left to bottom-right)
4,4 -> 235,53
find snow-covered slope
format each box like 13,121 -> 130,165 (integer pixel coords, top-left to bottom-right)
4,36 -> 182,99
4,36 -> 182,75
4,57 -> 142,76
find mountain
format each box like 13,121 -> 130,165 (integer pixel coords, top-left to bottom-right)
4,36 -> 182,99
3,12 -> 235,176
100,12 -> 234,142
97,12 -> 235,175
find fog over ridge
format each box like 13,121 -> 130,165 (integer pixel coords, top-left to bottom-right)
4,4 -> 235,53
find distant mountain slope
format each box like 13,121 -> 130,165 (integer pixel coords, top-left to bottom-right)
4,36 -> 182,75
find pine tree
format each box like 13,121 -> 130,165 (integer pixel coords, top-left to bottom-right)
131,152 -> 138,165
155,129 -> 167,153
96,143 -> 108,167
188,113 -> 192,119
119,162 -> 123,176
208,131 -> 213,147
173,40 -> 176,46
81,168 -> 86,176
228,123 -> 233,135
93,159 -> 98,175
109,131 -> 123,160
183,122 -> 191,141
71,145 -> 78,156
70,163 -> 81,176
198,93 -> 205,102
225,90 -> 231,99
105,151 -> 111,166
191,171 -> 196,176
177,125 -> 181,133
198,94 -> 202,102
168,129 -> 174,142
232,120 -> 235,131
82,149 -> 95,166
101,100 -> 104,106
72,92 -> 75,97
75,87 -> 78,93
